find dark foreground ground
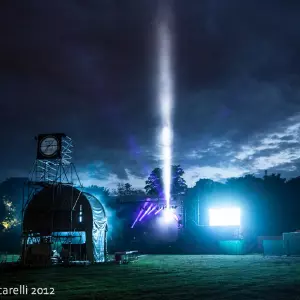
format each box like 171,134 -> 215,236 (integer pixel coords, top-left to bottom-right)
1,255 -> 300,300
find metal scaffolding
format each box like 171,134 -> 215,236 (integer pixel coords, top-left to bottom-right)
21,134 -> 85,266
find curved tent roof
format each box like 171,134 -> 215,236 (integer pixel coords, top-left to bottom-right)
23,185 -> 107,262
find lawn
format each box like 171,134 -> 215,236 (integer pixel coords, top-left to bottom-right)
1,255 -> 300,300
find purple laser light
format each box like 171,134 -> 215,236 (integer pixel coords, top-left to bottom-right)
148,205 -> 157,215
139,204 -> 153,221
155,207 -> 163,215
131,202 -> 148,228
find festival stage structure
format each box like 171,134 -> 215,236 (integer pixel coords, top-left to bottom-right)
21,134 -> 108,266
117,194 -> 185,229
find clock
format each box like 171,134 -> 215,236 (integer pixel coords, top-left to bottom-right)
36,133 -> 66,160
39,136 -> 59,157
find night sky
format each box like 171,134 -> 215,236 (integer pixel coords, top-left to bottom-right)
1,0 -> 300,189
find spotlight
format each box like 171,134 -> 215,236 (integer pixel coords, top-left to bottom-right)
162,209 -> 174,223
159,205 -> 168,209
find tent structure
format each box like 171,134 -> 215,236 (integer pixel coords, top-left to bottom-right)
22,185 -> 108,263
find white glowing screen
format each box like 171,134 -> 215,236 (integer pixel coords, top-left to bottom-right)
209,208 -> 241,226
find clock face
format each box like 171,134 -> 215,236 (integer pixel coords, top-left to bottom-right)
39,136 -> 59,157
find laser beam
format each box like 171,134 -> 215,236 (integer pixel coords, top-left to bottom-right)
157,2 -> 173,211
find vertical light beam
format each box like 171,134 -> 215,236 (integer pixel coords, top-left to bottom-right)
157,2 -> 173,211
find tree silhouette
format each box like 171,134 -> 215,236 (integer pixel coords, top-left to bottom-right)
184,172 -> 300,236
145,168 -> 163,196
88,185 -> 110,197
171,165 -> 188,195
225,175 -> 265,236
84,185 -> 115,210
261,173 -> 287,234
2,171 -> 300,251
116,183 -> 145,196
286,177 -> 300,231
145,165 -> 187,196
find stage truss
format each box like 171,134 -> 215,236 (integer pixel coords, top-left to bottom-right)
29,135 -> 75,184
21,134 -> 85,265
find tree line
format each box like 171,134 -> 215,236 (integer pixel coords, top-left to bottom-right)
112,168 -> 300,237
1,167 -> 300,241
185,173 -> 300,237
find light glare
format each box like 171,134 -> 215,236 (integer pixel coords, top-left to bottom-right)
163,209 -> 173,223
209,208 -> 241,226
157,209 -> 177,225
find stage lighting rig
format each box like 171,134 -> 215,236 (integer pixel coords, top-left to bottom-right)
157,205 -> 177,209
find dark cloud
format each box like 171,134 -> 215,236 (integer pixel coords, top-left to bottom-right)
1,0 -> 300,186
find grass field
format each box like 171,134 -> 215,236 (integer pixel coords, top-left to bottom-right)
1,255 -> 300,299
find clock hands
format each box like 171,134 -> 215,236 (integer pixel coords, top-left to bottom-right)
44,141 -> 54,152
42,140 -> 57,155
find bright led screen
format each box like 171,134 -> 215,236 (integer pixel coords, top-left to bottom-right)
209,208 -> 240,226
